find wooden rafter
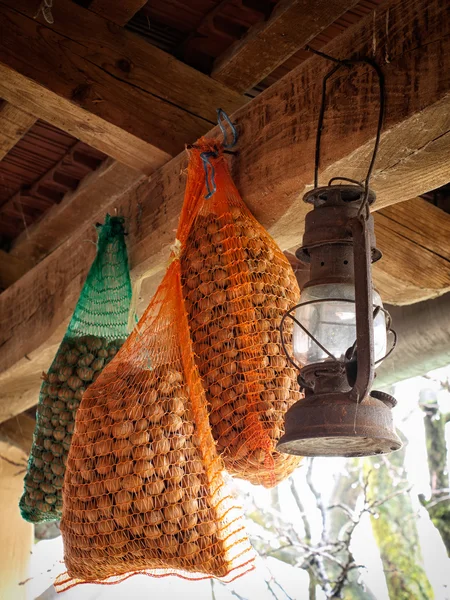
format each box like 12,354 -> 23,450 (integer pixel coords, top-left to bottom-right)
212,0 -> 360,93
9,159 -> 144,266
89,0 -> 148,26
0,0 -> 246,174
0,100 -> 35,160
0,0 -> 449,423
0,140 -> 103,233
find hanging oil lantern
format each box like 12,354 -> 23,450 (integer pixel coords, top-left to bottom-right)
277,55 -> 402,458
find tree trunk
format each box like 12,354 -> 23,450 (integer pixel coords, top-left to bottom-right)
419,388 -> 450,556
365,437 -> 434,600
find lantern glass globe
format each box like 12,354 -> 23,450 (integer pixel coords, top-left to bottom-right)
293,283 -> 387,367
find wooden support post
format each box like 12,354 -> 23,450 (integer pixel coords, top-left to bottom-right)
0,438 -> 33,600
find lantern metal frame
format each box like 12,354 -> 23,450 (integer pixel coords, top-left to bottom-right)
276,51 -> 402,458
280,299 -> 397,375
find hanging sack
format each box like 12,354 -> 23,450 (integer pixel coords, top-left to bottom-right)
20,215 -> 132,523
179,132 -> 302,487
55,260 -> 254,590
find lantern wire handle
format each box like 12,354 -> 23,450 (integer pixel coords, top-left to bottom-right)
307,46 -> 385,218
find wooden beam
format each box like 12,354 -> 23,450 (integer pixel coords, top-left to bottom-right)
0,0 -> 449,423
89,0 -> 147,26
0,412 -> 35,455
212,0 -> 360,93
0,100 -> 36,160
0,0 -> 246,174
9,159 -> 144,265
0,250 -> 33,290
373,198 -> 450,305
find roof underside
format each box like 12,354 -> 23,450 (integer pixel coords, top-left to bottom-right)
0,0 -> 448,252
0,0 -> 385,250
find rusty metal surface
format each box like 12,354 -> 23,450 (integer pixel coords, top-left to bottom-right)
278,184 -> 401,457
0,119 -> 106,248
277,392 -> 402,457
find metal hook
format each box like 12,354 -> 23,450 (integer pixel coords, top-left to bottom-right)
217,108 -> 238,149
200,151 -> 218,199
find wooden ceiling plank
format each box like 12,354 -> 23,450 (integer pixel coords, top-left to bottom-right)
211,0 -> 361,93
0,0 -> 246,174
89,0 -> 148,26
377,197 -> 450,261
0,101 -> 36,160
0,0 -> 449,423
0,140 -> 95,228
372,198 -> 450,305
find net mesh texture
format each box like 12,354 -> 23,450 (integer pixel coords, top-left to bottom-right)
20,215 -> 132,523
179,141 -> 302,487
55,260 -> 254,590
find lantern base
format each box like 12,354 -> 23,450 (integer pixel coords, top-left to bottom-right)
276,392 -> 402,457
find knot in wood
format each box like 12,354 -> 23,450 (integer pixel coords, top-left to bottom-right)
116,58 -> 132,74
71,83 -> 92,104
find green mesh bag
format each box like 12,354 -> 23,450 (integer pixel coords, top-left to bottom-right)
20,215 -> 133,523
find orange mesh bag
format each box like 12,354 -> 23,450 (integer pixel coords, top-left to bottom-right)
179,138 -> 302,488
55,260 -> 254,591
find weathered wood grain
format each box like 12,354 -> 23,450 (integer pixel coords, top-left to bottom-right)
89,0 -> 147,26
212,0 -> 360,93
0,0 -> 449,423
0,101 -> 36,160
373,199 -> 450,305
0,250 -> 33,290
0,0 -> 246,173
